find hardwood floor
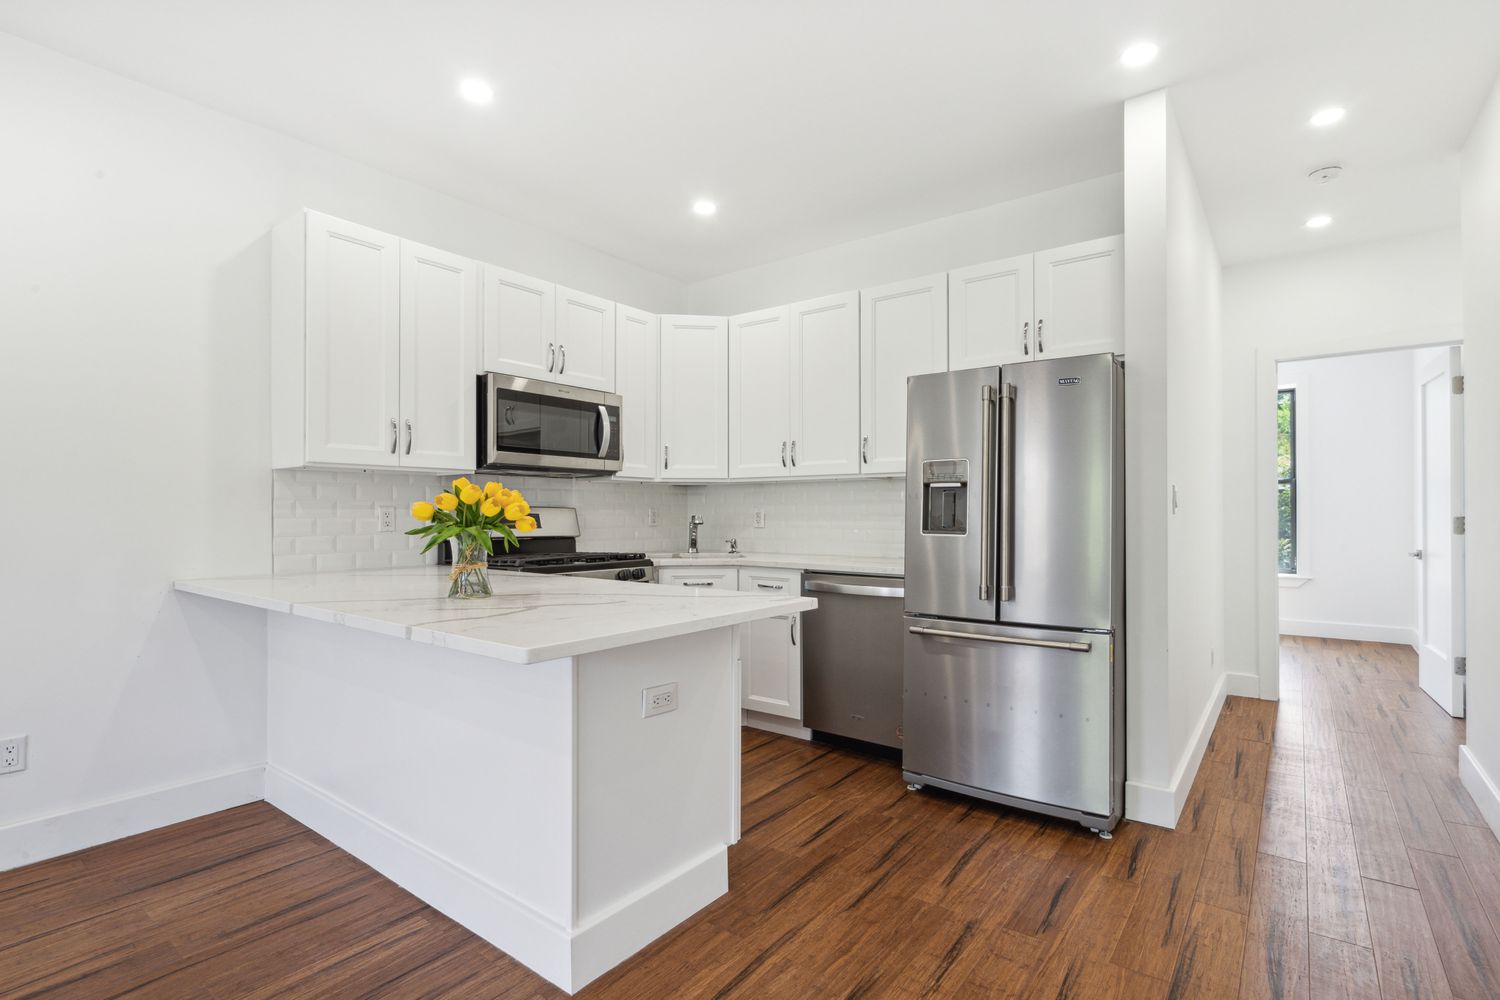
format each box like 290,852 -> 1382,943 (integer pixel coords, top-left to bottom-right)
4,637 -> 1496,998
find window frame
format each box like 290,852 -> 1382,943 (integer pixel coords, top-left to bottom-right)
1276,381 -> 1310,584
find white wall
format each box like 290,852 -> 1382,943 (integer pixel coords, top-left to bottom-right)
681,174 -> 1123,315
1460,71 -> 1500,834
1219,231 -> 1463,699
0,31 -> 686,843
1275,350 -> 1423,645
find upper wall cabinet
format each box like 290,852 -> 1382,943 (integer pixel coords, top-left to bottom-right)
481,265 -> 555,382
789,292 -> 860,477
554,285 -> 616,392
614,305 -> 660,480
1032,235 -> 1124,359
660,315 -> 729,480
948,254 -> 1034,369
273,211 -> 476,473
728,306 -> 792,479
860,274 -> 948,475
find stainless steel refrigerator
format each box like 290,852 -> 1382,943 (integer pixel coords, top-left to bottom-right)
902,352 -> 1124,834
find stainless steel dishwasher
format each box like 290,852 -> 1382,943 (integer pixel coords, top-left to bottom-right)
800,573 -> 905,750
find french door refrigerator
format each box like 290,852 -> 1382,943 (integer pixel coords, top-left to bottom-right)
902,352 -> 1123,834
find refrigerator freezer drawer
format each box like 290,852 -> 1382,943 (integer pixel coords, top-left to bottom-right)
902,617 -> 1117,819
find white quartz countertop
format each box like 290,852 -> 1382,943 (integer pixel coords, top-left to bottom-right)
649,552 -> 903,577
175,566 -> 816,664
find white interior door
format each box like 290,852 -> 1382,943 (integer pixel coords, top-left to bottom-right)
1414,347 -> 1465,717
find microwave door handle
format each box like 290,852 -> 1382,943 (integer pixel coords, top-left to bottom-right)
979,383 -> 996,602
596,404 -> 612,459
999,382 -> 1017,602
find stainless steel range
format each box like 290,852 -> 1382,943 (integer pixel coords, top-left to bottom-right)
436,507 -> 654,583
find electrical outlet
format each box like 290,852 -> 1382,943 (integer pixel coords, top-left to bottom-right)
642,682 -> 678,718
646,507 -> 658,527
377,506 -> 396,532
0,736 -> 27,775
753,510 -> 766,528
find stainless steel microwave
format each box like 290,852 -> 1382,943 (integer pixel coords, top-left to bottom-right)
478,373 -> 622,476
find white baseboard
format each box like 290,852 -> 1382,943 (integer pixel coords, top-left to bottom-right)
266,764 -> 726,994
1460,746 -> 1500,839
742,711 -> 812,741
1279,618 -> 1416,648
0,766 -> 265,872
1226,671 -> 1262,698
1126,671 -> 1229,829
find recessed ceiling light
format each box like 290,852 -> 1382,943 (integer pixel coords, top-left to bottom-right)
457,77 -> 494,106
1309,106 -> 1346,128
1119,41 -> 1159,68
1305,214 -> 1333,229
692,199 -> 717,217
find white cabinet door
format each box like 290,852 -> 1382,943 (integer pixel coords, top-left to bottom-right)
1033,235 -> 1124,359
860,274 -> 948,475
554,285 -> 616,392
399,240 -> 478,472
657,566 -> 736,588
736,568 -> 803,720
729,306 -> 792,479
660,315 -> 729,480
481,265 -> 555,380
948,255 -> 1034,369
614,305 -> 659,480
304,212 -> 402,467
789,291 -> 860,478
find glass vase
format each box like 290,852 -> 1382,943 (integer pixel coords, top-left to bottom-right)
448,535 -> 493,599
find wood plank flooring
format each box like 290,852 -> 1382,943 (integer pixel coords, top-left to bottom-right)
4,636 -> 1497,998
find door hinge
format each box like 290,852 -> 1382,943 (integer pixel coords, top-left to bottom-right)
1455,515 -> 1467,535
1455,656 -> 1467,676
1453,375 -> 1466,395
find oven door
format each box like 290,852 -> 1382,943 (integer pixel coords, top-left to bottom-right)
481,374 -> 621,474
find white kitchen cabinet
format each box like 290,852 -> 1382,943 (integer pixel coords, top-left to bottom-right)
399,240 -> 478,471
789,291 -> 861,477
554,285 -> 616,392
737,567 -> 802,720
659,315 -> 729,480
948,255 -> 1034,370
859,274 -> 948,475
614,305 -> 660,480
1032,235 -> 1124,359
728,306 -> 792,479
657,566 -> 737,589
481,264 -> 555,381
272,210 -> 475,473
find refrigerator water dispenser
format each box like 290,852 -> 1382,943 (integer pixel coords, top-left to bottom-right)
921,459 -> 968,534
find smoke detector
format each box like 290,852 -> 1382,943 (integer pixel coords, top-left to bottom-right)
1308,164 -> 1343,184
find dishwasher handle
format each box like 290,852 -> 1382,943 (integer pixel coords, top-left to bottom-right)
804,579 -> 904,599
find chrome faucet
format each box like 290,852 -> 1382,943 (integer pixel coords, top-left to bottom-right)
724,537 -> 739,554
688,514 -> 705,554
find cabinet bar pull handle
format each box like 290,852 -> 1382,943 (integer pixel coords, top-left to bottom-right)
756,582 -> 784,590
548,342 -> 556,372
790,617 -> 798,646
790,440 -> 797,467
782,441 -> 787,468
681,581 -> 713,587
664,444 -> 669,471
861,435 -> 869,465
390,417 -> 398,454
1022,320 -> 1029,356
1036,318 -> 1044,354
404,419 -> 412,455
558,345 -> 566,374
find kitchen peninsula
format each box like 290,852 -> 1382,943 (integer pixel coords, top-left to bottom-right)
175,567 -> 815,993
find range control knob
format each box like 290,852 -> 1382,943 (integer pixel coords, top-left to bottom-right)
615,569 -> 632,581
631,567 -> 647,580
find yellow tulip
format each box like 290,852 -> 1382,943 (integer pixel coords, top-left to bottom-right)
480,498 -> 502,518
452,476 -> 473,493
484,481 -> 504,497
513,515 -> 538,533
504,499 -> 530,520
459,486 -> 483,505
410,501 -> 435,522
435,492 -> 458,512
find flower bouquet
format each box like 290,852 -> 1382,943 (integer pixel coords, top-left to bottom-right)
408,478 -> 537,598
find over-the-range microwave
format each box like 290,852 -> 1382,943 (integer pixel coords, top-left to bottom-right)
477,373 -> 622,476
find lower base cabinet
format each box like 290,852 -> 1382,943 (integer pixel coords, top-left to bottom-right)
738,568 -> 802,720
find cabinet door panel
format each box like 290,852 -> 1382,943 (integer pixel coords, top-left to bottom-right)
790,292 -> 860,477
554,286 -> 615,392
948,256 -> 1033,369
399,240 -> 477,472
743,615 -> 802,719
1033,235 -> 1123,359
729,307 -> 792,479
860,274 -> 947,475
305,213 -> 401,467
481,265 -> 555,379
615,305 -> 659,480
660,315 -> 729,480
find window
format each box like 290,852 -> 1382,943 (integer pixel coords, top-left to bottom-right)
1277,387 -> 1298,574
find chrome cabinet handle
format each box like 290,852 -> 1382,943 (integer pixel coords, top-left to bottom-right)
908,625 -> 1090,652
390,417 -> 398,454
681,581 -> 714,587
999,383 -> 1017,602
804,579 -> 904,598
781,441 -> 787,468
664,444 -> 669,471
1022,320 -> 1029,356
1410,549 -> 1424,560
756,582 -> 784,591
790,617 -> 798,646
861,435 -> 869,465
596,404 -> 611,459
548,342 -> 556,372
979,384 -> 996,602
1036,318 -> 1044,354
558,345 -> 566,374
405,419 -> 412,455
790,440 -> 797,467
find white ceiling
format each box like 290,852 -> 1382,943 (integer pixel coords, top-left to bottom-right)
2,0 -> 1497,278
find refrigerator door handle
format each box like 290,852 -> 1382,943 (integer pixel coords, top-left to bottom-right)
998,382 -> 1017,602
979,383 -> 997,602
908,625 -> 1091,653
